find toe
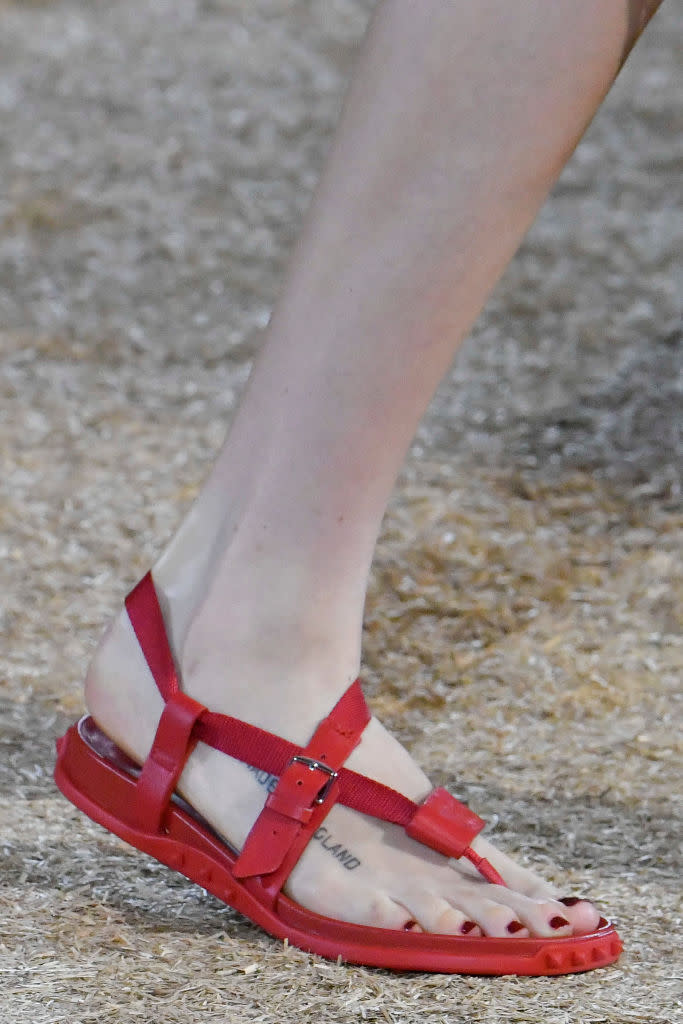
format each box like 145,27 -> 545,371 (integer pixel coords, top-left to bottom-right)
510,899 -> 574,937
481,887 -> 577,937
451,888 -> 531,938
399,889 -> 483,936
558,897 -> 603,935
360,891 -> 426,930
446,879 -> 594,938
478,904 -> 530,938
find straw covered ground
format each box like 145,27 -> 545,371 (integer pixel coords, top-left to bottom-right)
1,1 -> 681,1021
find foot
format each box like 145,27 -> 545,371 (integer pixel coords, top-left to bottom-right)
84,583 -> 602,940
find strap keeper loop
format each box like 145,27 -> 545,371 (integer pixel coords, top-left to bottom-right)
134,691 -> 206,832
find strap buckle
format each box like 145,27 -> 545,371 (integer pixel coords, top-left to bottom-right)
290,755 -> 339,804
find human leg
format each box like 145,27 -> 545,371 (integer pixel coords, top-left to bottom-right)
83,0 -> 660,940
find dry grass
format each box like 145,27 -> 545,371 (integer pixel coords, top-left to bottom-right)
2,462 -> 680,1024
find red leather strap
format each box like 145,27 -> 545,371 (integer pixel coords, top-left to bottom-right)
134,690 -> 206,832
406,787 -> 485,857
126,574 -> 206,832
126,573 -> 180,698
233,681 -> 370,895
404,788 -> 504,884
124,572 -> 504,887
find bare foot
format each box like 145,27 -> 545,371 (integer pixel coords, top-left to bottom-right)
84,584 -> 601,939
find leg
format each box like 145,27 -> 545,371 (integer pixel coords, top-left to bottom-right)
622,1 -> 665,66
85,0 -> 657,938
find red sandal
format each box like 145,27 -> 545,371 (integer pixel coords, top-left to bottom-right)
54,572 -> 622,975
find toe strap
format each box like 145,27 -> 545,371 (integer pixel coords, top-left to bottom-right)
406,788 -> 506,886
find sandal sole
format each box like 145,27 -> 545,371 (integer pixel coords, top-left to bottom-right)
54,718 -> 623,976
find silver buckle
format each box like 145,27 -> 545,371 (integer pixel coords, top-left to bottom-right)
290,755 -> 339,804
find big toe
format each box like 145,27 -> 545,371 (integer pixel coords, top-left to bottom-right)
558,897 -> 604,934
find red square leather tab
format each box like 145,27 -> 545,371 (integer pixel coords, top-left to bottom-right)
405,787 -> 485,859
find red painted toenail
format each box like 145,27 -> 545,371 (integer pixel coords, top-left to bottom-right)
558,897 -> 581,906
598,916 -> 608,929
550,916 -> 570,929
461,921 -> 477,934
507,921 -> 525,934
403,919 -> 418,931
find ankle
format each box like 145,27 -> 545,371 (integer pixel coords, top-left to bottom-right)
161,524 -> 362,698
178,586 -> 362,742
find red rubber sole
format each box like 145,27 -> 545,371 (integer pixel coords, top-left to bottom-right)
53,719 -> 623,976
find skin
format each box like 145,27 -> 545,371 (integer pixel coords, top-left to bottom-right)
622,1 -> 665,65
86,0 -> 662,938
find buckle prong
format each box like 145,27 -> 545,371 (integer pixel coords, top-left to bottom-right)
290,755 -> 339,804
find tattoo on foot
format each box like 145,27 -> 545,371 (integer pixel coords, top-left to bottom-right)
311,825 -> 361,870
247,764 -> 280,794
246,764 -> 361,870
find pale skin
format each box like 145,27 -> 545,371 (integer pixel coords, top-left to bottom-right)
86,0 -> 663,938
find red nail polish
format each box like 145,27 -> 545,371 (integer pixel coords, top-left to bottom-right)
403,919 -> 418,931
507,920 -> 525,934
461,920 -> 477,934
550,916 -> 570,929
598,916 -> 608,929
559,897 -> 581,906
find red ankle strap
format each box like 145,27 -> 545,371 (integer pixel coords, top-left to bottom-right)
126,572 -> 181,698
125,572 -> 505,888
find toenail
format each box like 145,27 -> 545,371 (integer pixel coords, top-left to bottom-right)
461,920 -> 477,934
403,919 -> 418,931
550,916 -> 570,929
559,897 -> 581,906
598,916 -> 608,928
507,921 -> 525,934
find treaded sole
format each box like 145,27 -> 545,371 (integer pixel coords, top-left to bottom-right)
53,719 -> 623,976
